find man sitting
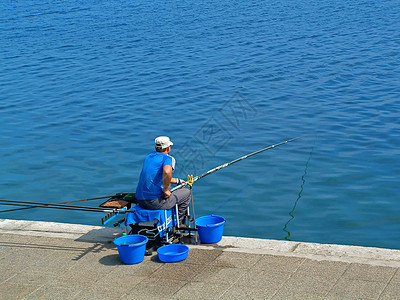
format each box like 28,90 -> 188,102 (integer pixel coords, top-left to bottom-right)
135,136 -> 190,225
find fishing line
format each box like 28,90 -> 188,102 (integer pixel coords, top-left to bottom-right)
282,138 -> 315,241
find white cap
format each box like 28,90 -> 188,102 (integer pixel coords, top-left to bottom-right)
155,136 -> 173,149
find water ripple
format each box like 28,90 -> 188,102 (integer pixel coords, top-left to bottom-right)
0,0 -> 399,249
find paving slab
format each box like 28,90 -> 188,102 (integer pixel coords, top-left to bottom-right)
294,259 -> 349,279
391,268 -> 400,282
212,251 -> 262,269
181,248 -> 223,265
380,282 -> 400,300
1,219 -> 400,299
173,281 -> 232,300
253,254 -> 305,273
276,272 -> 337,298
220,283 -> 278,300
0,282 -> 42,299
342,263 -> 397,282
24,285 -> 81,300
326,278 -> 387,299
234,268 -> 292,291
124,277 -> 187,300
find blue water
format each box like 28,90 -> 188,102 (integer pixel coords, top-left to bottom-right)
1,0 -> 399,249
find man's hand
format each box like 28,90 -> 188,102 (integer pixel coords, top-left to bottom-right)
162,190 -> 171,198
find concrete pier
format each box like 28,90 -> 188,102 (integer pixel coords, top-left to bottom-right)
1,219 -> 399,299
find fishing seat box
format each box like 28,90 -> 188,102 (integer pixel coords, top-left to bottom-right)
100,193 -> 178,255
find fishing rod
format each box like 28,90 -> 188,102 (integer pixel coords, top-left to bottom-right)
0,198 -> 137,218
171,135 -> 304,192
0,199 -> 115,213
59,195 -> 114,205
0,195 -> 113,214
0,198 -> 139,226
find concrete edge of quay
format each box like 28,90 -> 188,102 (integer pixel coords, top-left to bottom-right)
1,218 -> 399,268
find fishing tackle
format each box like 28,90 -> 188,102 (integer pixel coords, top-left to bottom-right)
171,136 -> 304,192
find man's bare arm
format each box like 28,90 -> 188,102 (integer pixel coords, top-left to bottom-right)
162,165 -> 173,197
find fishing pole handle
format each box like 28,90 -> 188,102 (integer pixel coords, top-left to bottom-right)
171,174 -> 196,192
171,182 -> 187,192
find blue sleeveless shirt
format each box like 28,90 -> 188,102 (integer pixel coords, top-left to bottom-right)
135,152 -> 176,200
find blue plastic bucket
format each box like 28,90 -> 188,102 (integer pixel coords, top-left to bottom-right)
157,244 -> 189,263
195,215 -> 226,244
114,235 -> 148,264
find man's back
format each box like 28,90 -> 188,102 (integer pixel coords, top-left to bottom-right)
135,151 -> 175,200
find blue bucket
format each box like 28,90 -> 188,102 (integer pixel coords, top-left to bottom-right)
195,215 -> 226,244
114,235 -> 148,264
157,244 -> 189,263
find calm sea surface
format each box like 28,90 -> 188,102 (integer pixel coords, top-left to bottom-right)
1,0 -> 399,249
